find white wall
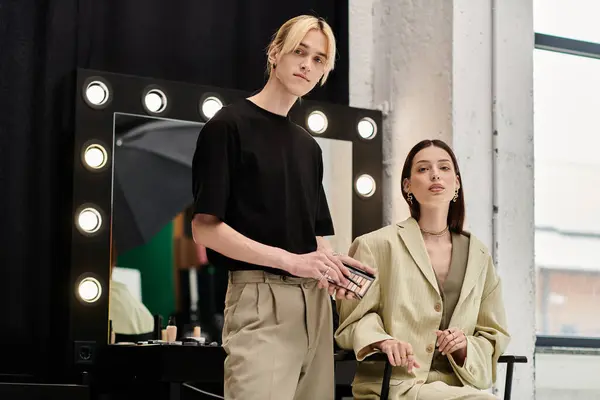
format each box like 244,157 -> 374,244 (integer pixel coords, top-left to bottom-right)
349,0 -> 535,398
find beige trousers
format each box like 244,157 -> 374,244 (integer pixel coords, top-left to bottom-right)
353,371 -> 497,400
222,270 -> 334,400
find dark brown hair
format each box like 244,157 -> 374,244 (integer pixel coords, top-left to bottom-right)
400,139 -> 465,233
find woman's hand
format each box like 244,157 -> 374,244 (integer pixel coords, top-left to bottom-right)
436,327 -> 467,363
373,339 -> 421,373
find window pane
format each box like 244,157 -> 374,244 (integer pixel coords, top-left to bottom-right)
536,351 -> 600,399
534,49 -> 600,338
534,0 -> 600,44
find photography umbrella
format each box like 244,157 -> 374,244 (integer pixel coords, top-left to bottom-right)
112,119 -> 204,253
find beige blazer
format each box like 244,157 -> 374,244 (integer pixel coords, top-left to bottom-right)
335,217 -> 510,393
109,280 -> 154,335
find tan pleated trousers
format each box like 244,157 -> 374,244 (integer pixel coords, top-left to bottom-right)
222,270 -> 334,400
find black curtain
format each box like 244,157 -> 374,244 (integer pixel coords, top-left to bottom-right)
0,0 -> 348,383
81,0 -> 349,103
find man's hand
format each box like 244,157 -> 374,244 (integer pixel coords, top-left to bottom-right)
281,239 -> 375,294
315,237 -> 376,278
282,251 -> 350,290
329,251 -> 376,300
333,252 -> 377,277
323,250 -> 374,299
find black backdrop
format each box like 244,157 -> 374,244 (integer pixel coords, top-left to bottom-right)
0,0 -> 348,382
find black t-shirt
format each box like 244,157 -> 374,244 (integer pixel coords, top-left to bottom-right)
192,99 -> 335,276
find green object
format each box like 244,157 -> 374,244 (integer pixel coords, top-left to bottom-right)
117,222 -> 175,321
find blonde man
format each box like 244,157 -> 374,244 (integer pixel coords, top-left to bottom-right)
192,15 -> 374,400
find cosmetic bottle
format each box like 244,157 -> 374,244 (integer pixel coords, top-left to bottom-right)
166,316 -> 177,342
193,326 -> 201,338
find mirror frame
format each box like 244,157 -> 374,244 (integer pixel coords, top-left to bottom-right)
69,68 -> 383,359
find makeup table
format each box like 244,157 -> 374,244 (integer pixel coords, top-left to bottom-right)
92,343 -> 357,399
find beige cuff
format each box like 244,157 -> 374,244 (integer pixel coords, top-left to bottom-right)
354,332 -> 395,361
447,337 -> 475,384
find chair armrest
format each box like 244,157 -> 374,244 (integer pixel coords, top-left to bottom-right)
498,355 -> 528,364
498,355 -> 527,400
334,349 -> 389,363
334,349 -> 355,362
364,352 -> 389,362
336,350 -> 528,365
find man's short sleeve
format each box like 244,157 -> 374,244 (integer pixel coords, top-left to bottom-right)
191,115 -> 238,219
315,151 -> 335,236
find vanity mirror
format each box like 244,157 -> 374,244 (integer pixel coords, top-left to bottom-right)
68,68 -> 383,364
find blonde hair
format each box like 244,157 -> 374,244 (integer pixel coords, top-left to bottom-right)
266,15 -> 336,85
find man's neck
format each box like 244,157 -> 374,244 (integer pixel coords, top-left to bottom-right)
247,76 -> 298,117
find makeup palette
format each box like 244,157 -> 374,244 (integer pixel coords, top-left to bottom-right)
329,263 -> 375,299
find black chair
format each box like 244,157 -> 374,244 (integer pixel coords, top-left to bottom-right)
334,350 -> 527,400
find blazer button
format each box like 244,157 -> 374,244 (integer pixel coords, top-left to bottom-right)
434,303 -> 441,312
416,380 -> 425,384
426,344 -> 434,353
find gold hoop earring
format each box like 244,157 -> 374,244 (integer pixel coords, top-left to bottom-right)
407,192 -> 413,205
453,188 -> 459,202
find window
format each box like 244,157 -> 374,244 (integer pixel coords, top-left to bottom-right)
534,6 -> 600,397
534,48 -> 600,339
534,0 -> 600,44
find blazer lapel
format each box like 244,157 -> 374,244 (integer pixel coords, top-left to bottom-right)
397,218 -> 440,296
453,235 -> 487,312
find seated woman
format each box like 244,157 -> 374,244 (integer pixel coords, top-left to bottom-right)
335,139 -> 510,399
109,244 -> 154,337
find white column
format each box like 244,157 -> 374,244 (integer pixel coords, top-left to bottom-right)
348,0 -> 376,110
349,0 -> 535,398
350,0 -> 453,225
452,0 -> 494,247
491,0 -> 535,398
